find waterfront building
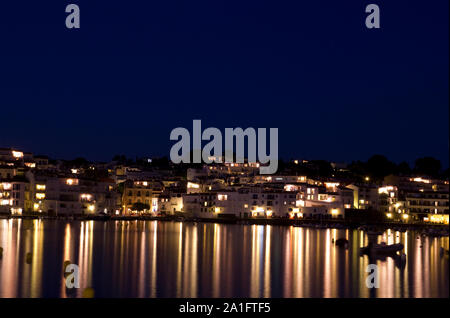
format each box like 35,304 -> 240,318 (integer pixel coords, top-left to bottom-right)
346,184 -> 379,210
383,175 -> 449,223
0,177 -> 32,215
122,180 -> 163,214
26,172 -> 119,216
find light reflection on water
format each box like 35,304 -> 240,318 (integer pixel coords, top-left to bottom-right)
0,219 -> 448,298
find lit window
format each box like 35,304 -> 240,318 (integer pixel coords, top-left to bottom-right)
66,179 -> 78,186
187,182 -> 200,189
1,183 -> 12,190
12,151 -> 23,158
80,194 -> 93,201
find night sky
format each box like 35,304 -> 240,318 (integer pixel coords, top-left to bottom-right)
0,1 -> 448,166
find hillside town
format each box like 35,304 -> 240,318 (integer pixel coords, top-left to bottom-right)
0,147 -> 448,225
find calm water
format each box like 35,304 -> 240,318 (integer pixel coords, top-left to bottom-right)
0,219 -> 448,298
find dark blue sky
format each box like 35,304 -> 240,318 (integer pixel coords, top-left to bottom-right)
0,1 -> 448,166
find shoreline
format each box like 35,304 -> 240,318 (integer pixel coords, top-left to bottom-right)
1,214 -> 448,235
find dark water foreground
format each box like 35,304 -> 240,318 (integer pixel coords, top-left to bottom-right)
0,219 -> 448,298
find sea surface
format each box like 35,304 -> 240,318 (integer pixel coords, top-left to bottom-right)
0,219 -> 448,298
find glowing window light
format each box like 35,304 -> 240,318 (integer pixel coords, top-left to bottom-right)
33,203 -> 39,211
429,214 -> 449,224
87,204 -> 95,212
331,209 -> 339,215
36,193 -> 45,200
152,198 -> 158,212
1,199 -> 11,206
1,183 -> 12,190
266,210 -> 273,217
251,207 -> 264,216
214,207 -> 220,213
66,178 -> 78,186
411,177 -> 430,184
402,214 -> 409,219
187,182 -> 200,189
324,182 -> 339,191
284,184 -> 297,192
378,186 -> 394,194
217,194 -> 228,201
10,207 -> 22,215
36,184 -> 46,191
244,204 -> 248,208
386,213 -> 392,218
12,151 -> 23,158
80,193 -> 93,201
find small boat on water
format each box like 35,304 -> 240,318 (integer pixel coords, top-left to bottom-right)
360,242 -> 404,255
335,238 -> 349,247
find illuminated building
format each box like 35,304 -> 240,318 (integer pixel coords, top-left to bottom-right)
122,180 -> 163,215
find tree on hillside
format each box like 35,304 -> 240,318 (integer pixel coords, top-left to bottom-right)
414,157 -> 441,177
395,161 -> 411,176
366,155 -> 395,181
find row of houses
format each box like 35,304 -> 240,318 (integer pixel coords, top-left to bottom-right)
0,148 -> 448,224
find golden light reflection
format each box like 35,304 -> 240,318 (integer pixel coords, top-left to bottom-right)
176,222 -> 183,297
0,219 -> 19,297
150,221 -> 158,298
77,221 -> 93,297
263,226 -> 271,298
30,219 -> 44,298
0,220 -> 449,298
212,223 -> 221,297
138,223 -> 146,297
60,223 -> 72,298
250,225 -> 264,297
